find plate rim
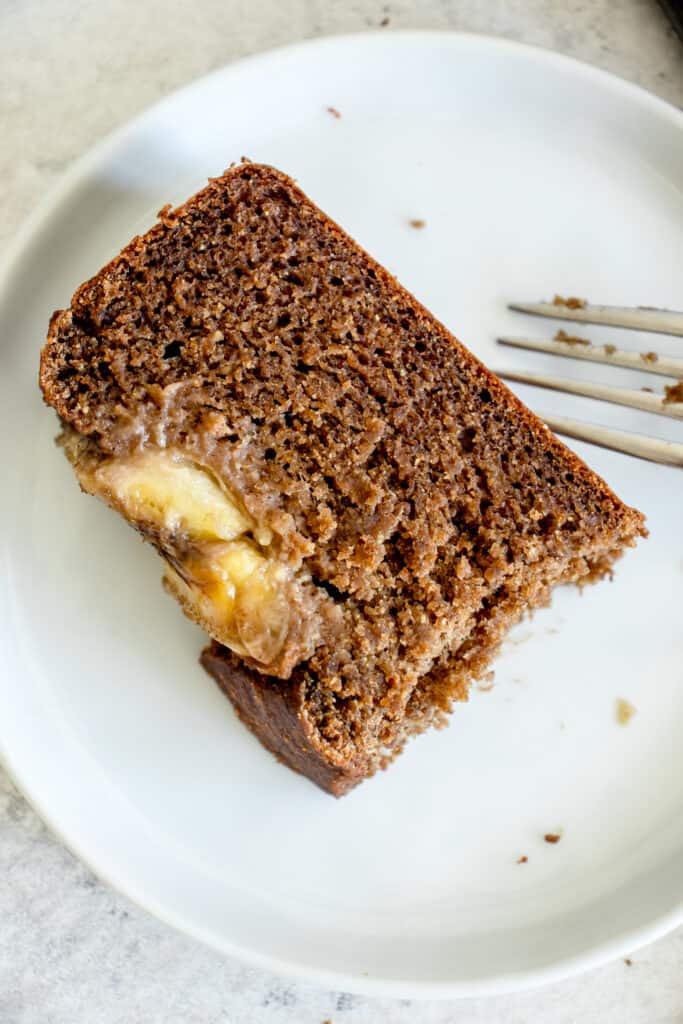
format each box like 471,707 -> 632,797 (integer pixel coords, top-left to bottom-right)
1,29 -> 682,999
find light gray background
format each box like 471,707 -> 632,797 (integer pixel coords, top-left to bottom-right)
2,2 -> 682,1021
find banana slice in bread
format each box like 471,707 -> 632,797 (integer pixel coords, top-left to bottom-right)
61,433 -> 302,673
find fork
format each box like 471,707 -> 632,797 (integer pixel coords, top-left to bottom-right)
496,298 -> 683,468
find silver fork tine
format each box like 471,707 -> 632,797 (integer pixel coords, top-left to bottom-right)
496,368 -> 683,420
508,301 -> 683,336
497,335 -> 683,378
542,414 -> 683,467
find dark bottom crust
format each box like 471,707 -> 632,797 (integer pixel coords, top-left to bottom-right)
200,544 -> 628,798
200,644 -> 366,797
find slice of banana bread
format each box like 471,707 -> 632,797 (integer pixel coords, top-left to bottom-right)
40,162 -> 646,793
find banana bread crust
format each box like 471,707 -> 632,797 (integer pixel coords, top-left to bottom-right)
200,643 -> 365,796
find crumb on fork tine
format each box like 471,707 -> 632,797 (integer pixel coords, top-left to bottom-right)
553,294 -> 586,309
554,328 -> 590,346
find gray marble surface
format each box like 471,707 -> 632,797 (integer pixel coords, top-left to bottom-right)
2,1 -> 682,1021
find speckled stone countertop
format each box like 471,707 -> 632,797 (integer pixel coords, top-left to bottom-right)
2,2 -> 682,1021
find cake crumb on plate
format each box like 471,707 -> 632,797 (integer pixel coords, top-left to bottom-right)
616,698 -> 636,725
476,671 -> 495,692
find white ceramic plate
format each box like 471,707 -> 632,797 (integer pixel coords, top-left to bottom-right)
1,32 -> 682,998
